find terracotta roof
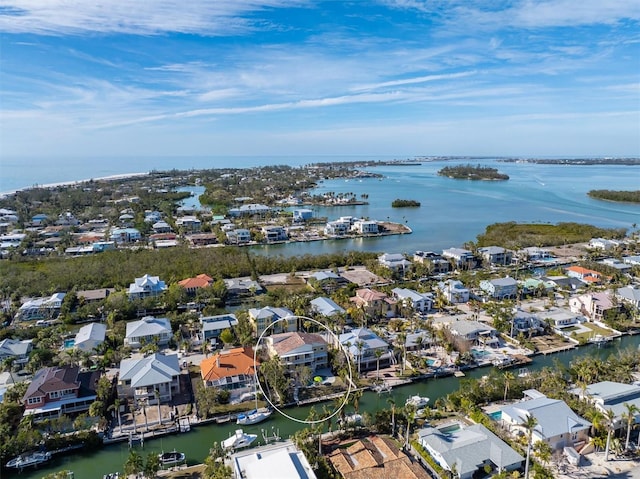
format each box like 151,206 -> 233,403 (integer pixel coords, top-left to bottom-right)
355,288 -> 388,302
179,274 -> 213,289
200,347 -> 258,381
327,436 -> 430,479
270,332 -> 326,356
24,366 -> 80,400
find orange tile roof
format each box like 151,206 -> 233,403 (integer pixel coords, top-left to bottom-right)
270,332 -> 326,356
200,347 -> 258,381
179,274 -> 213,289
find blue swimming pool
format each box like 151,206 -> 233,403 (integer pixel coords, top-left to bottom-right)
426,359 -> 436,366
472,349 -> 491,357
438,423 -> 462,434
488,411 -> 502,421
64,339 -> 75,349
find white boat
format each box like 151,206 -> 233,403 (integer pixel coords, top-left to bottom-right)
405,395 -> 430,408
517,367 -> 530,378
340,413 -> 363,425
6,451 -> 52,469
589,334 -> 613,347
372,382 -> 392,394
222,429 -> 257,450
236,408 -> 272,426
103,473 -> 120,479
158,450 -> 186,465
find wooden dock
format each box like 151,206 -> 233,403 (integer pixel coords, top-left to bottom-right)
540,344 -> 576,355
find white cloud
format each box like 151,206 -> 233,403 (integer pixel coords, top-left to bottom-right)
0,0 -> 309,35
351,71 -> 477,92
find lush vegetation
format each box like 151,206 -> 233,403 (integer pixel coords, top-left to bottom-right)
475,221 -> 627,248
438,164 -> 509,180
588,190 -> 640,203
391,199 -> 421,207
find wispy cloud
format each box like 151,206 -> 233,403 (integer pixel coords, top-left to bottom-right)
351,71 -> 478,92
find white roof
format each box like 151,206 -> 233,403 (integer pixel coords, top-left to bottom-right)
74,323 -> 107,346
119,353 -> 180,388
231,440 -> 317,479
125,316 -> 171,339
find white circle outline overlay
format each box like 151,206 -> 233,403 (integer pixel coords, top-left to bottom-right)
253,315 -> 353,425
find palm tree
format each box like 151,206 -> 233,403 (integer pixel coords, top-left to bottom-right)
374,349 -> 383,381
124,450 -> 144,478
503,371 -> 515,402
404,404 -> 416,448
355,340 -> 365,376
623,403 -> 639,451
387,397 -> 396,438
604,408 -> 617,461
2,357 -> 16,384
109,398 -> 123,434
522,414 -> 538,479
154,389 -> 162,425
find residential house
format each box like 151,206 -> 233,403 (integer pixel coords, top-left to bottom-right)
16,292 -> 66,321
228,204 -> 271,217
338,328 -> 392,372
226,228 -> 251,244
261,225 -> 288,242
230,440 -> 317,479
22,366 -> 99,420
437,279 -> 470,304
566,266 -> 608,285
413,251 -> 450,274
310,297 -> 346,317
623,255 -> 640,266
151,221 -> 172,234
540,308 -> 583,329
128,273 -> 167,299
178,274 -> 213,295
306,270 -> 349,293
512,310 -> 545,337
118,352 -> 181,405
176,215 -> 202,232
350,288 -> 396,320
479,277 -> 518,299
124,316 -> 172,349
144,211 -> 162,223
187,233 -> 218,246
0,338 -> 33,365
499,390 -> 591,451
224,277 -> 264,302
589,238 -> 621,251
77,287 -> 115,303
324,220 -> 350,236
520,247 -> 553,261
293,209 -> 313,222
110,227 -> 141,243
74,322 -> 107,352
417,423 -> 523,479
200,347 -> 257,399
541,275 -> 585,291
351,220 -> 378,234
569,292 -> 620,322
617,286 -> 640,310
569,381 -> 640,432
248,306 -> 296,336
600,258 -> 632,273
201,314 -> 238,343
520,278 -> 555,297
478,246 -> 513,266
447,320 -> 499,344
378,253 -> 412,274
328,435 -> 430,479
442,247 -> 476,270
265,332 -> 328,372
391,287 -> 433,313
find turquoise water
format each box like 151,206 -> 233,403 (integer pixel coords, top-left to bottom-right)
488,411 -> 502,421
63,339 -> 75,349
472,349 -> 491,357
426,359 -> 436,366
438,423 -> 462,434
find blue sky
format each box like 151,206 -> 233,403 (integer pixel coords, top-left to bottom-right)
1,0 -> 639,158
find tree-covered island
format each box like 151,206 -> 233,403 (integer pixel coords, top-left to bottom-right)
438,164 -> 509,180
588,190 -> 640,204
391,199 -> 421,207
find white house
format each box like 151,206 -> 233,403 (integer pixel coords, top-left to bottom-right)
437,279 -> 469,304
378,253 -> 411,273
230,440 -> 317,479
16,293 -> 66,321
338,328 -> 392,372
351,220 -> 378,234
310,297 -> 346,317
128,274 -> 167,300
391,287 -> 433,313
442,247 -> 476,269
478,246 -> 513,266
248,306 -> 296,336
569,381 -> 640,432
0,338 -> 33,364
479,277 -> 518,299
265,332 -> 328,372
617,286 -> 640,310
124,316 -> 172,349
74,323 -> 107,352
118,353 -> 181,405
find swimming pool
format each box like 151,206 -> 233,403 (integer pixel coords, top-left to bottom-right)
64,339 -> 75,349
426,359 -> 436,366
438,423 -> 462,434
488,411 -> 502,421
472,349 -> 491,357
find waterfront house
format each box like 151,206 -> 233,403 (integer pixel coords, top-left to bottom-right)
616,286 -> 640,310
178,273 -> 214,294
73,322 -> 106,352
200,347 -> 257,398
324,219 -> 350,236
176,215 -> 202,232
118,352 -> 181,405
520,247 -> 553,261
479,277 -> 518,300
540,308 -> 582,328
478,246 -> 513,266
261,225 -> 288,242
230,440 -> 317,479
569,292 -> 619,322
337,328 -> 392,372
124,316 -> 172,349
391,287 -> 433,313
500,390 -> 591,452
569,381 -> 640,432
187,233 -> 219,246
328,435 -> 430,479
566,266 -> 608,285
23,366 -> 99,421
201,313 -> 238,344
413,250 -> 450,274
417,423 -> 524,479
226,228 -> 251,244
293,209 -> 313,222
16,292 -> 66,321
77,287 -> 115,303
248,306 -> 296,336
378,253 -> 412,274
350,288 -> 396,319
127,273 -> 167,299
151,221 -> 172,234
224,277 -> 264,302
442,247 -> 476,270
265,332 -> 328,372
447,320 -> 499,344
228,203 -> 271,217
436,279 -> 470,304
589,238 -> 621,251
600,257 -> 633,273
310,296 -> 346,317
512,310 -> 545,337
351,219 -> 379,234
0,338 -> 33,365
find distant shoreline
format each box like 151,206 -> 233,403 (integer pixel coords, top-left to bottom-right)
0,172 -> 150,198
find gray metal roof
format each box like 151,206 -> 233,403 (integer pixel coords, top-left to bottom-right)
119,353 -> 180,388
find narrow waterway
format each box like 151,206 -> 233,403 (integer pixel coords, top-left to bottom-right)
13,335 -> 640,479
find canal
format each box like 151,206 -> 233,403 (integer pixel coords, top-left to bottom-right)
13,334 -> 640,479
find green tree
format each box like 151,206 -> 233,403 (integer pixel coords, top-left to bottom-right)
623,402 -> 639,451
522,414 -> 538,479
219,328 -> 235,346
144,452 -> 160,478
203,442 -> 232,479
124,450 -> 144,477
603,408 -> 616,461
